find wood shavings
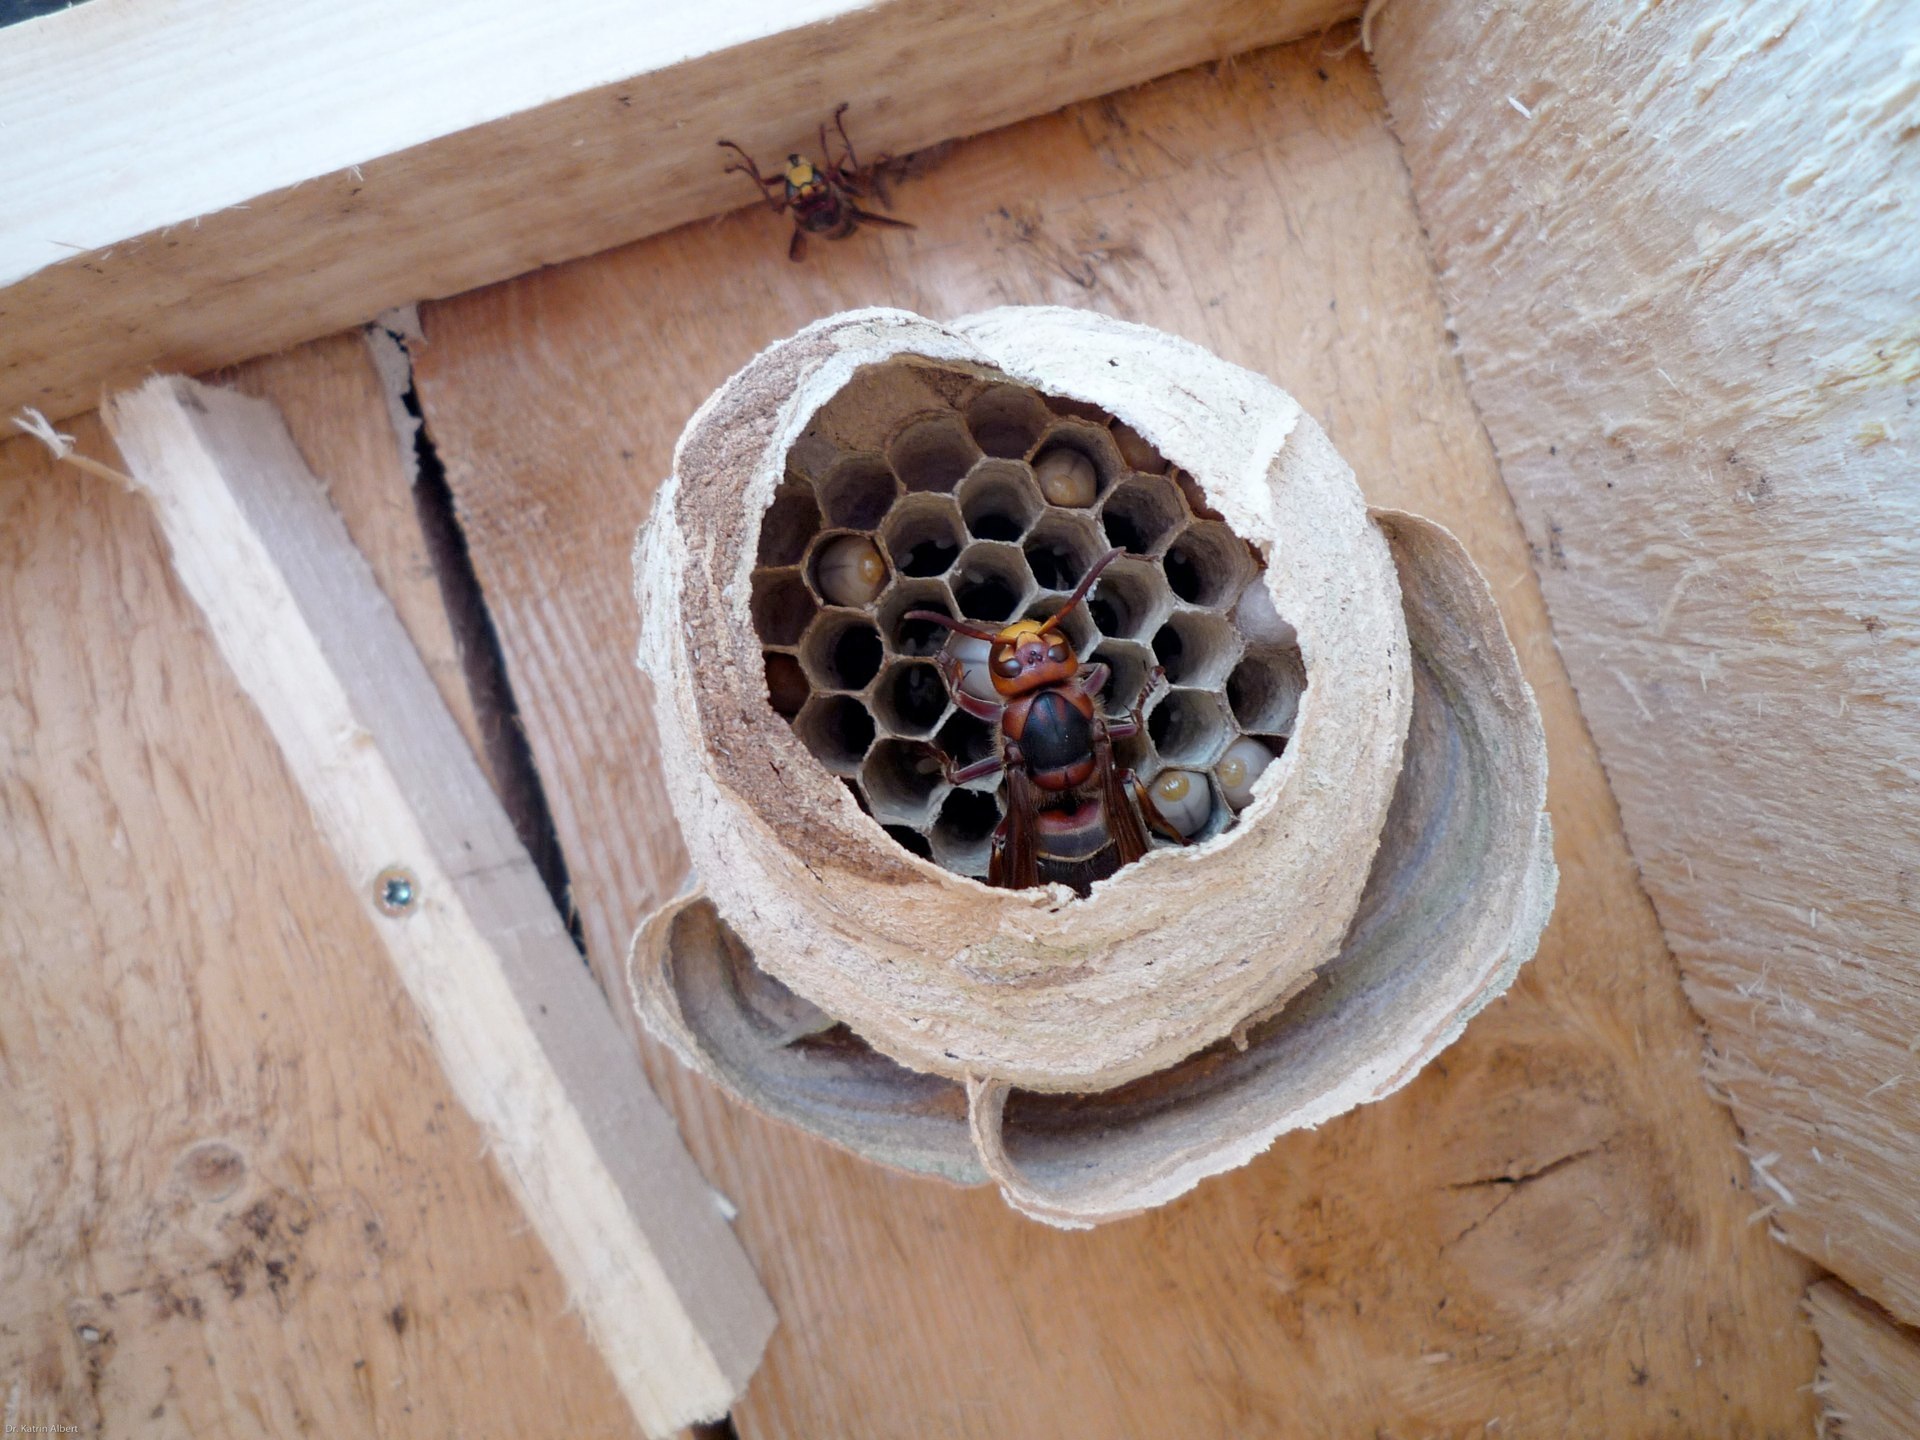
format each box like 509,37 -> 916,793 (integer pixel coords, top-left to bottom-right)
11,406 -> 138,491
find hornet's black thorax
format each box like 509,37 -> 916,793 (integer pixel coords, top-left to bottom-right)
1004,687 -> 1097,791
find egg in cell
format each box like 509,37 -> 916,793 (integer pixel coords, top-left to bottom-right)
815,534 -> 888,607
1034,446 -> 1098,507
1215,736 -> 1277,810
1149,768 -> 1212,837
944,633 -> 1000,703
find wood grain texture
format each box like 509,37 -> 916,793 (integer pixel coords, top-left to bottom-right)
1371,0 -> 1920,1326
215,334 -> 493,780
0,0 -> 1355,425
1807,1281 -> 1920,1439
0,353 -> 649,1435
412,34 -> 1820,1437
100,375 -> 774,1433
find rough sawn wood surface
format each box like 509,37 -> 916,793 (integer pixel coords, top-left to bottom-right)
1370,0 -> 1920,1396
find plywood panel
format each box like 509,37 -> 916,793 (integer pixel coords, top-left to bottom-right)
1808,1281 -> 1920,1440
0,343 -> 645,1435
1371,0 -> 1920,1326
411,34 -> 1820,1438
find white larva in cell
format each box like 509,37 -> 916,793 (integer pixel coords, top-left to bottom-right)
944,633 -> 1000,703
1233,575 -> 1297,648
1149,769 -> 1212,837
1034,446 -> 1098,507
1216,736 -> 1277,810
815,534 -> 889,607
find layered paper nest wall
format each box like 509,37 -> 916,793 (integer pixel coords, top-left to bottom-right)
630,307 -> 1557,1227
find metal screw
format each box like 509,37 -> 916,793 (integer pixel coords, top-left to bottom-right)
374,865 -> 419,916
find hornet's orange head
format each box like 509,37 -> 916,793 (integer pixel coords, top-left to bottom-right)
906,548 -> 1122,699
979,617 -> 1078,697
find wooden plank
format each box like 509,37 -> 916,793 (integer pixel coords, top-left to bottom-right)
0,0 -> 1356,426
411,34 -> 1821,1437
1807,1281 -> 1920,1439
0,379 -> 648,1432
95,374 -> 775,1434
1371,0 -> 1920,1325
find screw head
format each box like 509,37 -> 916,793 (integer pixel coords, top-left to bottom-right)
374,865 -> 419,916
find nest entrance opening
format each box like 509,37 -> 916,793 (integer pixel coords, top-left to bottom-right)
751,358 -> 1305,883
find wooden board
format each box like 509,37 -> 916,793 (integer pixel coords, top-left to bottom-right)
0,0 -> 1355,425
99,374 -> 775,1433
0,342 -> 649,1436
1808,1282 -> 1920,1439
411,34 -> 1821,1437
1370,0 -> 1920,1327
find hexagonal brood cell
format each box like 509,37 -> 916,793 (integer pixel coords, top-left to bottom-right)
888,414 -> 980,493
880,494 -> 965,579
757,478 -> 821,566
957,459 -> 1044,542
965,384 -> 1052,460
1227,644 -> 1306,739
807,529 -> 890,609
1164,520 -> 1255,607
862,738 -> 947,826
1152,609 -> 1241,690
763,652 -> 809,718
872,659 -> 949,737
800,610 -> 885,693
743,356 -> 1304,883
1033,421 -> 1124,509
1101,474 -> 1184,556
879,579 -> 957,656
950,544 -> 1035,625
932,787 -> 1002,875
935,709 -> 997,784
751,569 -> 816,647
1147,687 -> 1234,768
1023,508 -> 1106,594
1088,638 -> 1155,716
793,694 -> 875,774
1085,555 -> 1171,642
817,454 -> 900,530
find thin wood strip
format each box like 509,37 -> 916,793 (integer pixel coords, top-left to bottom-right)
101,376 -> 774,1437
214,333 -> 495,780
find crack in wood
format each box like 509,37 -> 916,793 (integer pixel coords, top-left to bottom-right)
1442,1146 -> 1604,1251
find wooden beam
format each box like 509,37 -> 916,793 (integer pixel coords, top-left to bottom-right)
96,375 -> 775,1437
0,0 -> 1357,425
1372,0 -> 1920,1324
